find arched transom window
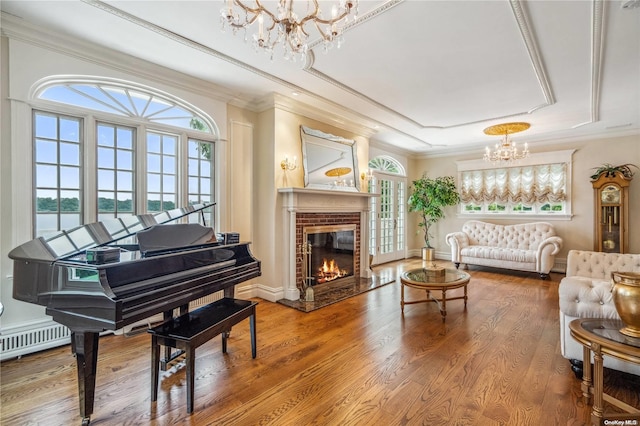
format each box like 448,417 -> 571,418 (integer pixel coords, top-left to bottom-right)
368,156 -> 406,175
36,78 -> 216,132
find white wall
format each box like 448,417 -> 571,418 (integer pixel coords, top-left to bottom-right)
408,135 -> 640,268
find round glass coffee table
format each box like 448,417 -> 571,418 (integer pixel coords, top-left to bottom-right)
400,268 -> 471,322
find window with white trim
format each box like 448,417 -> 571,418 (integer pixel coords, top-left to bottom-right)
456,150 -> 574,218
32,78 -> 218,237
96,122 -> 135,220
34,112 -> 83,235
187,138 -> 214,207
146,131 -> 178,213
368,156 -> 403,174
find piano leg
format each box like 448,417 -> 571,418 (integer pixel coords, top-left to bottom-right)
71,331 -> 99,425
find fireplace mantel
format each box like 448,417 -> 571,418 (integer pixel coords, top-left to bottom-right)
278,187 -> 376,198
278,187 -> 377,213
278,187 -> 375,300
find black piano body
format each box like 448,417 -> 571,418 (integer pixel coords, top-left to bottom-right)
8,204 -> 261,425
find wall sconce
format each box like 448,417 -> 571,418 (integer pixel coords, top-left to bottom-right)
281,155 -> 297,171
360,169 -> 373,192
360,169 -> 373,182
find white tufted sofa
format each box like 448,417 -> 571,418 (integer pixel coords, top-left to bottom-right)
558,250 -> 640,376
445,220 -> 562,279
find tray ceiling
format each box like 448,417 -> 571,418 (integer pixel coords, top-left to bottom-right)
1,0 -> 639,155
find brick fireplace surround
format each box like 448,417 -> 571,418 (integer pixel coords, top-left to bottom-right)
278,188 -> 376,301
296,213 -> 361,288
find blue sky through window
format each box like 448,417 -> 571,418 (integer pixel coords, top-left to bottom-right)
39,83 -> 212,132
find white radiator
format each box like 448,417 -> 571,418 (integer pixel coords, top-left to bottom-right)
0,291 -> 224,361
0,321 -> 71,361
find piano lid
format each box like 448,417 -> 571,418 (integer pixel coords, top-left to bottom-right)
8,203 -> 215,263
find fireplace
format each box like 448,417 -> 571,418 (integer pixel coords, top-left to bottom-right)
303,224 -> 356,288
295,212 -> 361,296
279,187 -> 375,301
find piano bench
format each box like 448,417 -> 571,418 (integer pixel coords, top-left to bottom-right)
148,297 -> 257,414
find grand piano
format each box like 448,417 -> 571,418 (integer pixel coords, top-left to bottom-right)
8,203 -> 261,425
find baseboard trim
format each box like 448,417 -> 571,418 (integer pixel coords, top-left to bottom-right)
236,282 -> 283,303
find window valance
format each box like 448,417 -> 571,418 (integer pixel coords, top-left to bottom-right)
460,163 -> 567,205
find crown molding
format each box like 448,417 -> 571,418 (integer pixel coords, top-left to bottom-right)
306,0 -> 404,50
304,0 -> 556,131
455,149 -> 575,172
78,0 -> 437,149
1,5 -> 433,150
509,0 -> 555,106
368,138 -> 415,158
0,12 -> 235,103
259,93 -> 379,139
590,0 -> 605,124
413,127 -> 639,159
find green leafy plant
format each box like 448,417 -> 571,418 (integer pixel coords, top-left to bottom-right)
189,117 -> 212,160
590,163 -> 638,180
407,175 -> 460,248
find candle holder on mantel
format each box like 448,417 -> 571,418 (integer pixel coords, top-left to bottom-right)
298,242 -> 314,302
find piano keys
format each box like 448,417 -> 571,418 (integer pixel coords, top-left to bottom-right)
8,204 -> 261,425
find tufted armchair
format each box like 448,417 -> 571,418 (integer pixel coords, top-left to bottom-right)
558,250 -> 640,376
445,220 -> 563,279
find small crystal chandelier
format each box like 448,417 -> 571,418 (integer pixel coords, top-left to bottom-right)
220,0 -> 358,62
483,122 -> 531,164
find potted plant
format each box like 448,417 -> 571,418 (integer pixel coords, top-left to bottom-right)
590,163 -> 637,180
408,175 -> 460,261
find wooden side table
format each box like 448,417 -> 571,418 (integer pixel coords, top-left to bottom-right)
569,318 -> 640,425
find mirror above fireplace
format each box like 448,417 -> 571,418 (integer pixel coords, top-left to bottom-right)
300,126 -> 360,192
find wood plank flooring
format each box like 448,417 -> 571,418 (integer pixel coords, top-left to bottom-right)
2,259 -> 639,425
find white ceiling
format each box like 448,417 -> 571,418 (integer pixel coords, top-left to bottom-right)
2,0 -> 639,155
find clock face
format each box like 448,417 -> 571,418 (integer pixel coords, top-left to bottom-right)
601,185 -> 621,204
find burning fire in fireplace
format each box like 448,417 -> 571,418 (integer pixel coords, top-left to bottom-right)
317,258 -> 349,284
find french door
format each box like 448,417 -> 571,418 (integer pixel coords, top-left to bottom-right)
370,174 -> 406,264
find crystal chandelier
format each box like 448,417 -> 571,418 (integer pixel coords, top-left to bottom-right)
483,122 -> 531,164
220,0 -> 358,61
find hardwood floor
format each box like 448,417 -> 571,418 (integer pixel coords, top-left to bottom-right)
2,258 -> 639,425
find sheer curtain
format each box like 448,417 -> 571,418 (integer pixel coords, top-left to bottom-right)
460,163 -> 567,204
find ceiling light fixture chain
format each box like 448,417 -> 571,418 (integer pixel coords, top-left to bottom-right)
483,122 -> 531,164
221,0 -> 358,62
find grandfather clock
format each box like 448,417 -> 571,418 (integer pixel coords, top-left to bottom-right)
592,172 -> 631,253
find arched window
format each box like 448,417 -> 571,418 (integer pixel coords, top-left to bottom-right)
35,78 -> 217,133
31,77 -> 218,237
368,155 -> 406,176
